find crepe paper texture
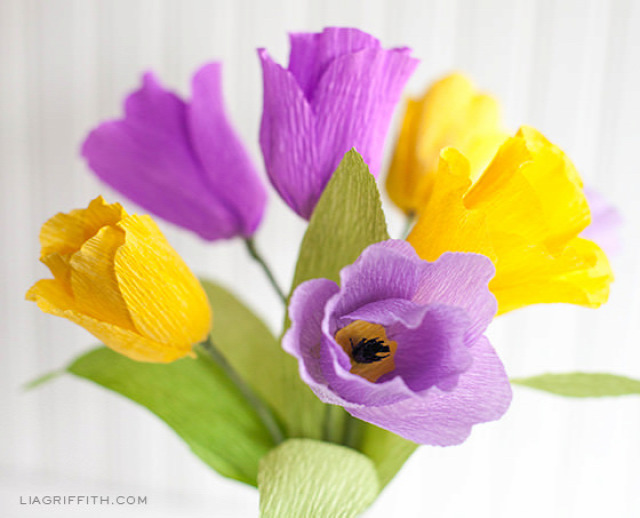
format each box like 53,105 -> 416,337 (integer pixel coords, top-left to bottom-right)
67,346 -> 275,486
511,373 -> 640,397
258,439 -> 379,518
388,72 -> 621,254
281,149 -> 417,485
407,127 -> 613,315
285,239 -> 512,445
82,63 -> 266,241
387,72 -> 507,215
258,27 -> 418,219
26,197 -> 211,362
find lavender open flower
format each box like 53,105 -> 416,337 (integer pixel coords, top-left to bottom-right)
82,63 -> 266,241
258,28 -> 418,219
284,240 -> 512,445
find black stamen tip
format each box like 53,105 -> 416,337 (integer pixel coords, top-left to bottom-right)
350,337 -> 391,364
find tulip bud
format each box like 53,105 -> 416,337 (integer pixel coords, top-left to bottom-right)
26,196 -> 212,362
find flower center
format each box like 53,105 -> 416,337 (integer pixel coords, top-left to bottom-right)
350,337 -> 390,364
335,320 -> 397,382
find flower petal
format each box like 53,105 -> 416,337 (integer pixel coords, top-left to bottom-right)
82,72 -> 238,240
187,63 -> 266,236
282,278 -> 347,405
328,241 -> 425,321
69,224 -> 134,330
288,28 -> 381,100
407,148 -> 496,262
412,252 -> 497,345
258,49 -> 319,219
581,186 -> 623,257
312,47 -> 418,180
466,126 -> 590,251
114,215 -> 212,346
490,236 -> 613,315
387,73 -> 506,214
39,196 -> 125,258
26,279 -> 186,362
346,336 -> 511,445
344,301 -> 473,392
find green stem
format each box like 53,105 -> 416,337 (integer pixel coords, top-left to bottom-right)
322,405 -> 346,444
244,238 -> 287,305
342,415 -> 363,449
401,213 -> 415,240
199,335 -> 284,445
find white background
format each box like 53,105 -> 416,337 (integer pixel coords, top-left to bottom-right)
1,0 -> 639,516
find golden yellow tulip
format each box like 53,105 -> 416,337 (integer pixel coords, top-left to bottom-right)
407,127 -> 613,315
26,197 -> 212,362
387,73 -> 507,215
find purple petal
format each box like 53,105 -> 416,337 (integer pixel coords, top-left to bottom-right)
187,63 -> 266,236
283,278 -> 349,406
340,300 -> 473,392
316,330 -> 413,407
412,252 -> 497,346
328,241 -> 424,322
346,336 -> 512,445
82,64 -> 264,240
258,49 -> 321,219
258,29 -> 418,220
581,186 -> 623,257
387,305 -> 473,392
312,47 -> 418,179
285,278 -> 416,408
288,28 -> 381,100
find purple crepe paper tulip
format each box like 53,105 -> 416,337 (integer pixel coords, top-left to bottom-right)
258,28 -> 419,219
82,63 -> 266,241
284,240 -> 512,445
582,186 -> 623,257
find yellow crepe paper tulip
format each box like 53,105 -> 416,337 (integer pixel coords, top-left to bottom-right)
407,127 -> 613,315
387,72 -> 508,215
26,197 -> 212,362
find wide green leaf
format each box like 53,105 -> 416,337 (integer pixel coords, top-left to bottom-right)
511,372 -> 640,397
258,439 -> 379,518
290,149 -> 390,290
68,347 -> 275,486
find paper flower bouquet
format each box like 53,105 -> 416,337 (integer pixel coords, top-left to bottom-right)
26,27 -> 636,517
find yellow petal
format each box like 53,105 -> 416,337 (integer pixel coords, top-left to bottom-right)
408,129 -> 613,315
386,73 -> 506,214
40,196 -> 126,264
26,278 -> 190,362
466,126 -> 590,251
69,224 -> 135,330
491,237 -> 613,315
114,214 -> 212,348
407,147 -> 496,262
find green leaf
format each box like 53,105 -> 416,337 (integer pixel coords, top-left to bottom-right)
290,149 -> 389,291
68,347 -> 275,486
358,426 -> 417,488
258,439 -> 379,518
511,373 -> 640,397
201,280 -> 287,429
23,369 -> 64,390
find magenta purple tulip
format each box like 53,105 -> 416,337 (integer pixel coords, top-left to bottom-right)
258,28 -> 418,219
82,63 -> 266,241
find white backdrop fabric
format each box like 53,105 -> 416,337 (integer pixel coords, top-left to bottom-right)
1,0 -> 639,516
